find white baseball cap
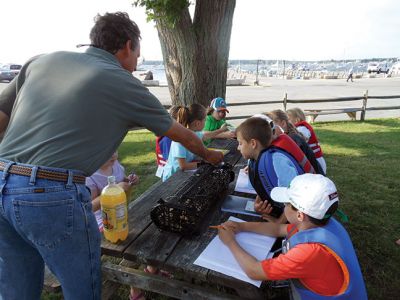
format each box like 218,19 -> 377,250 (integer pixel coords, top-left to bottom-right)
251,113 -> 272,123
270,174 -> 339,219
251,114 -> 275,129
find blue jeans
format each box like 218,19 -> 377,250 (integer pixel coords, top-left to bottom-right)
0,160 -> 101,300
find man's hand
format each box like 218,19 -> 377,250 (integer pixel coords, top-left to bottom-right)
254,196 -> 273,215
204,149 -> 224,165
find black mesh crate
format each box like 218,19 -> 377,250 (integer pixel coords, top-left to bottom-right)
150,163 -> 234,236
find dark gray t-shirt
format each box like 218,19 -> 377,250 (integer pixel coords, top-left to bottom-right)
0,48 -> 172,175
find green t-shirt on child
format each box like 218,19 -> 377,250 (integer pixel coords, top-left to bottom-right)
203,115 -> 226,145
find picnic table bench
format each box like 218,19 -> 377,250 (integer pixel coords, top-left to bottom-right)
304,107 -> 362,123
101,138 -> 284,299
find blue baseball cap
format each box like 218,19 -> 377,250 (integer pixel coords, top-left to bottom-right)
210,97 -> 229,113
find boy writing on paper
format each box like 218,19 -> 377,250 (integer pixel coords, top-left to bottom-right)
218,174 -> 368,299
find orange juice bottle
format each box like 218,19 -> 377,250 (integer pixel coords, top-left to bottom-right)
100,176 -> 128,243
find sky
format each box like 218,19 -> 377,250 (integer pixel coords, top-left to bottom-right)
1,0 -> 400,64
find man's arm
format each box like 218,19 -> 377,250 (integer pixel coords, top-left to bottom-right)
164,121 -> 223,165
0,111 -> 10,136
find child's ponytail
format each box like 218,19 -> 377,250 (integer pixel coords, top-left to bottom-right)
176,106 -> 190,128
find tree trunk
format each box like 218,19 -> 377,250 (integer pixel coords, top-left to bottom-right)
155,0 -> 236,107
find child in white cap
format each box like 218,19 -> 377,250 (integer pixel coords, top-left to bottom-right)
218,174 -> 367,299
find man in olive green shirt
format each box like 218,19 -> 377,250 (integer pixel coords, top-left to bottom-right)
0,12 -> 222,300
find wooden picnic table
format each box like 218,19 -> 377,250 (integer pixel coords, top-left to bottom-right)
101,138 -> 281,300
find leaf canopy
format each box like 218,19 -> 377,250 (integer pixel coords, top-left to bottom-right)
133,0 -> 191,27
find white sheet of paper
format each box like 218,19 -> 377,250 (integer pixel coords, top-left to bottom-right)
194,216 -> 276,287
234,169 -> 257,194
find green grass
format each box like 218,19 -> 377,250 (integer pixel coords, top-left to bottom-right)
42,119 -> 400,299
313,118 -> 400,300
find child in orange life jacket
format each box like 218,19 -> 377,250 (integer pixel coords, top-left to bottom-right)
218,174 -> 368,300
236,117 -> 306,223
203,97 -> 236,146
287,107 -> 327,174
267,109 -> 325,175
162,104 -> 229,181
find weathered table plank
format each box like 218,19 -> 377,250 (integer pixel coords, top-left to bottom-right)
102,261 -> 244,300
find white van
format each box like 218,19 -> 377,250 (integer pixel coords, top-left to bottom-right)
367,62 -> 389,74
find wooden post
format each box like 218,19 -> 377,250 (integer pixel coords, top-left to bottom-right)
361,90 -> 368,121
283,93 -> 288,111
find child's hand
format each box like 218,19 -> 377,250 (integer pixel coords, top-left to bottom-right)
220,123 -> 229,132
218,226 -> 236,246
254,196 -> 273,215
242,166 -> 249,174
118,181 -> 132,192
221,221 -> 242,233
225,131 -> 236,138
127,174 -> 139,185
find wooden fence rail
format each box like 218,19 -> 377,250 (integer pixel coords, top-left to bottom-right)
223,90 -> 400,123
161,90 -> 400,123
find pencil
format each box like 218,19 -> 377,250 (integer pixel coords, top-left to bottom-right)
209,225 -> 224,230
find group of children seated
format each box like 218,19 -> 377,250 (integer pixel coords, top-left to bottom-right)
88,97 -> 367,299
153,97 -> 367,299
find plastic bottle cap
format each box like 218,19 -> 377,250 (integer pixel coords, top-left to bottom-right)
107,176 -> 116,184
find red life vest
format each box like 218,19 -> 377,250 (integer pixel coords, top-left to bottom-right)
155,136 -> 167,167
295,121 -> 324,158
271,134 -> 315,174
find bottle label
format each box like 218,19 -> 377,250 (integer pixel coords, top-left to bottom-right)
102,203 -> 128,232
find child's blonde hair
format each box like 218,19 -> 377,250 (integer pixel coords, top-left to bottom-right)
287,107 -> 306,123
267,110 -> 301,136
169,105 -> 180,120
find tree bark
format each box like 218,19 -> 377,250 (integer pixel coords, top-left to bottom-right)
155,0 -> 236,107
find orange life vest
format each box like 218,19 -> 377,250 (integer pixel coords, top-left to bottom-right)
271,134 -> 316,174
295,121 -> 324,158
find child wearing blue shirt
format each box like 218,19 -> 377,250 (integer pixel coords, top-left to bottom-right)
162,104 -> 228,181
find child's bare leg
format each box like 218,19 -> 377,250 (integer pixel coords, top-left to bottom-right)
129,287 -> 145,300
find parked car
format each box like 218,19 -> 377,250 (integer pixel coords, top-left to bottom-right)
367,62 -> 389,74
0,64 -> 22,82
